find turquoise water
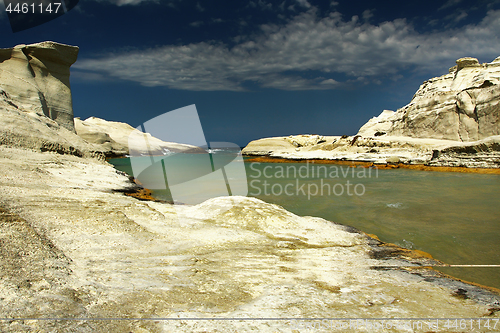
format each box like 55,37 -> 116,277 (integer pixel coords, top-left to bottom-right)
109,156 -> 500,289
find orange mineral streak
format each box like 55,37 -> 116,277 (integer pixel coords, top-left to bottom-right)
244,156 -> 500,174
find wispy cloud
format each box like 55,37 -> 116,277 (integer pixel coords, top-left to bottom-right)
189,21 -> 204,27
74,8 -> 500,91
439,0 -> 463,10
248,0 -> 273,11
195,2 -> 204,12
101,0 -> 157,5
295,0 -> 312,9
445,10 -> 468,23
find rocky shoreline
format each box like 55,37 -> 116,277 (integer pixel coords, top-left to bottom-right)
242,56 -> 500,170
1,42 -> 500,332
244,155 -> 500,174
2,146 -> 500,332
242,133 -> 500,169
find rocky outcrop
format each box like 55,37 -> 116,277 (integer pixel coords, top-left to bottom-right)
75,116 -> 206,156
359,56 -> 500,141
357,110 -> 398,137
1,147 -> 499,331
242,134 -> 500,168
244,56 -> 500,168
0,41 -> 78,132
0,93 -> 109,159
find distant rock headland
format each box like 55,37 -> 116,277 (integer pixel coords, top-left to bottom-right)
75,116 -> 205,157
243,56 -> 500,169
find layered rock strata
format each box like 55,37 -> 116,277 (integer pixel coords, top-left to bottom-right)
0,89 -> 105,159
242,134 -> 500,168
0,42 -> 78,132
359,56 -> 500,141
243,56 -> 500,168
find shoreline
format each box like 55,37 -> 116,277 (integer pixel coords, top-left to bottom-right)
1,146 -> 499,330
108,154 -> 500,174
244,155 -> 500,174
121,169 -> 500,299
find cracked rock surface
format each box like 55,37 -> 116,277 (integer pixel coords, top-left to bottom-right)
0,146 -> 499,332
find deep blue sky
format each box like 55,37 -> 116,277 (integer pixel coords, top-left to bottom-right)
1,0 -> 500,146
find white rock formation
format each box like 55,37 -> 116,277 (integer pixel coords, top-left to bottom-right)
1,146 -> 499,332
0,91 -> 108,159
0,42 -> 499,331
244,56 -> 500,167
75,116 -> 206,156
359,56 -> 500,141
0,41 -> 79,132
242,134 -> 500,168
357,110 -> 398,137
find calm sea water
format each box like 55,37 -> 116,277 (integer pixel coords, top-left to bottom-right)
109,154 -> 500,289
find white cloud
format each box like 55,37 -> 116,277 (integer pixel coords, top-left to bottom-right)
439,0 -> 463,10
195,2 -> 204,12
362,9 -> 374,21
249,0 -> 272,11
295,0 -> 311,9
451,10 -> 468,23
320,79 -> 340,86
104,0 -> 156,5
190,21 -> 204,27
74,9 -> 500,91
71,71 -> 114,82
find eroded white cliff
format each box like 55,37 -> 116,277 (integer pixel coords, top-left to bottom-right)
75,116 -> 206,156
359,56 -> 500,141
0,41 -> 78,132
244,56 -> 500,167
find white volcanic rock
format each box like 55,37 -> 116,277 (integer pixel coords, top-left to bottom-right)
242,134 -> 500,168
360,56 -> 500,141
243,56 -> 500,167
0,41 -> 78,132
357,110 -> 399,137
285,134 -> 326,147
75,116 -> 206,156
0,147 -> 499,332
0,94 -> 108,159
